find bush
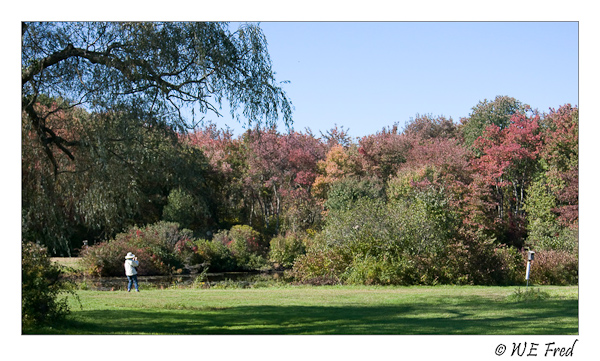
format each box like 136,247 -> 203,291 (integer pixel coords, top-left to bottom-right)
342,255 -> 418,285
528,226 -> 578,253
302,193 -> 461,285
409,241 -> 471,285
79,222 -> 194,276
324,177 -> 385,212
492,245 -> 524,285
291,195 -> 452,285
193,239 -> 236,272
79,236 -> 157,276
341,241 -> 521,286
22,242 -> 79,328
268,232 -> 307,268
290,238 -> 349,284
449,229 -> 524,286
174,237 -> 200,265
526,249 -> 578,285
321,198 -> 403,257
292,196 -> 526,286
213,225 -> 268,270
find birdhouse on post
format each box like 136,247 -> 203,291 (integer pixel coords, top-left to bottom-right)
525,251 -> 535,287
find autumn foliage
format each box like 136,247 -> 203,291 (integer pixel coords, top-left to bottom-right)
23,98 -> 578,285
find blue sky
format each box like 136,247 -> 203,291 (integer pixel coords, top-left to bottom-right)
213,21 -> 578,138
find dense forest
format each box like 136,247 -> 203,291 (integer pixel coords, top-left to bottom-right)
22,23 -> 578,287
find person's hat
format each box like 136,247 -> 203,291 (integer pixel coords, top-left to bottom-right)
125,252 -> 135,259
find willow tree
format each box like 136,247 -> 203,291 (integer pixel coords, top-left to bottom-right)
22,22 -> 292,254
22,21 -> 292,174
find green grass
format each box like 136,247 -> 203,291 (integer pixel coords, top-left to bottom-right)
24,285 -> 577,335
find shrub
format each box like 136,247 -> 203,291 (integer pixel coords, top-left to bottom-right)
193,239 -> 236,272
291,194 -> 458,286
342,255 -> 418,285
79,222 -> 194,276
229,225 -> 266,255
213,225 -> 268,270
22,242 -> 79,328
526,249 -> 578,285
388,193 -> 456,256
313,193 -> 459,285
324,177 -> 385,212
268,232 -> 307,268
493,245 -> 524,285
79,235 -> 164,276
413,242 -> 471,285
410,252 -> 457,285
321,198 -> 403,258
292,191 -> 528,286
174,238 -> 200,265
291,238 -> 349,284
527,226 -> 578,253
450,229 -> 524,286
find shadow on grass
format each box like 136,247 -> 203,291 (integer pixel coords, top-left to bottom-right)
32,296 -> 578,335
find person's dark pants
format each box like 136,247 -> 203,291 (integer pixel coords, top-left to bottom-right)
127,274 -> 139,292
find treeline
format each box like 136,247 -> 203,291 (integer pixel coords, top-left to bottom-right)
22,96 -> 578,285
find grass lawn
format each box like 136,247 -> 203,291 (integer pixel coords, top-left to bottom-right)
25,285 -> 578,335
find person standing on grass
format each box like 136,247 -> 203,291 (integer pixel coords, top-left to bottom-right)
124,252 -> 140,292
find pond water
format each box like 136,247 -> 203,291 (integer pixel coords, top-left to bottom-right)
76,272 -> 284,291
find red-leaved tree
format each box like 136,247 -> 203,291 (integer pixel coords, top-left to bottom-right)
243,128 -> 326,234
470,113 -> 542,246
357,125 -> 411,181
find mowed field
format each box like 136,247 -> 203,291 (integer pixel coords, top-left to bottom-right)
26,285 -> 578,335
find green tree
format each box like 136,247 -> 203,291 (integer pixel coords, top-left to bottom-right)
460,96 -> 530,151
183,125 -> 248,231
162,187 -> 211,232
538,105 -> 578,228
524,105 -> 578,252
524,176 -> 576,251
324,177 -> 385,212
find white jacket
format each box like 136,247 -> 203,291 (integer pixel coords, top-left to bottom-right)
124,259 -> 139,276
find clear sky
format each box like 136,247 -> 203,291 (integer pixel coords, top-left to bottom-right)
213,21 -> 578,138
